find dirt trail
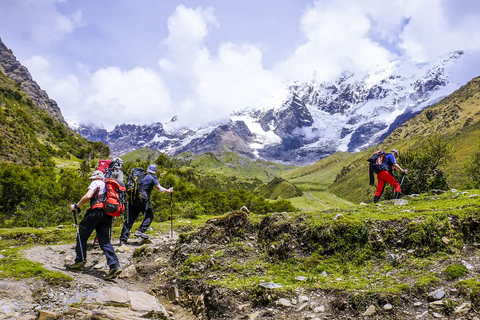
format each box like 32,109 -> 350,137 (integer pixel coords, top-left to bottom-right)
22,232 -> 198,320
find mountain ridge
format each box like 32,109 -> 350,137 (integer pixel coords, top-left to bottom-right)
77,50 -> 473,165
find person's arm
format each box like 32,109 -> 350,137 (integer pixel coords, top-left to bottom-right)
393,163 -> 407,174
155,184 -> 173,193
70,189 -> 94,211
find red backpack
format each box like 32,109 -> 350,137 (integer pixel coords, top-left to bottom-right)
97,159 -> 112,174
104,178 -> 126,217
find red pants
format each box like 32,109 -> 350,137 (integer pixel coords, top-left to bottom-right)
375,170 -> 401,196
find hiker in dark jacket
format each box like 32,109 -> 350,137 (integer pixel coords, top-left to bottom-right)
67,170 -> 122,280
374,149 -> 407,203
119,164 -> 173,244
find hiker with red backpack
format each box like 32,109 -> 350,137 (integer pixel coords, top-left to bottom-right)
66,170 -> 122,280
119,164 -> 173,245
368,149 -> 408,203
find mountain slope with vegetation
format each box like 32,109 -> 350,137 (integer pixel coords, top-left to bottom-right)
326,76 -> 480,203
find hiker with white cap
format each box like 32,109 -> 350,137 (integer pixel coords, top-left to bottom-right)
373,149 -> 408,203
67,170 -> 122,280
119,164 -> 173,243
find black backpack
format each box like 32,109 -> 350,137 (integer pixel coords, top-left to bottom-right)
126,168 -> 147,203
367,151 -> 390,185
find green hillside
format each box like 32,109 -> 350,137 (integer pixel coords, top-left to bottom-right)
175,151 -> 296,183
0,71 -> 108,166
120,147 -> 162,163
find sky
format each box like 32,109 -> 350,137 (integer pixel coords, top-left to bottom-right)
1,0 -> 480,131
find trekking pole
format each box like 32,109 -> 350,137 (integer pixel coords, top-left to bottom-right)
396,174 -> 406,199
169,189 -> 173,239
71,204 -> 85,262
110,217 -> 116,240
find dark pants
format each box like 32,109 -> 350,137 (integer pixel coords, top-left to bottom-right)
75,208 -> 120,269
120,199 -> 153,241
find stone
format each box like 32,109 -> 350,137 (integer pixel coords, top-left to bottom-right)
298,295 -> 309,303
259,282 -> 282,289
313,305 -> 325,313
383,303 -> 393,310
99,286 -> 129,304
249,311 -> 261,319
167,286 -> 180,304
413,302 -> 422,307
362,305 -> 376,316
334,213 -> 344,220
37,310 -> 59,320
275,298 -> 292,308
296,303 -> 309,312
393,199 -> 409,205
295,276 -> 308,281
461,260 -> 474,270
427,290 -> 445,301
128,291 -> 168,317
454,302 -> 471,313
119,264 -> 137,278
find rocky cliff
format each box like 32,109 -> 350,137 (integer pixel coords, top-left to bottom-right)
0,37 -> 66,125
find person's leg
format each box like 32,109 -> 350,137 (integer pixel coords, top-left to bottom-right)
120,202 -> 140,241
378,171 -> 401,193
375,173 -> 387,197
96,212 -> 120,269
136,201 -> 153,233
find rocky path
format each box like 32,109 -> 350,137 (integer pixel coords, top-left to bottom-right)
0,232 -> 198,320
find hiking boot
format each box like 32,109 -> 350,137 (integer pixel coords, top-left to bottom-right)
119,239 -> 128,246
373,196 -> 380,203
93,237 -> 99,249
66,261 -> 85,272
105,267 -> 122,280
396,192 -> 403,199
134,230 -> 149,239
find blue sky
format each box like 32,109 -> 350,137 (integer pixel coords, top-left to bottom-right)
1,0 -> 480,130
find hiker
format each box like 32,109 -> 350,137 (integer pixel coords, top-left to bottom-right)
373,149 -> 407,203
119,164 -> 173,244
67,170 -> 122,280
94,157 -> 124,248
106,157 -> 124,182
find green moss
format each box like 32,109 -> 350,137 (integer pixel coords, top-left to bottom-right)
444,264 -> 468,280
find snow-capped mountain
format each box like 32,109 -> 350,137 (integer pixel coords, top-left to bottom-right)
77,50 -> 472,165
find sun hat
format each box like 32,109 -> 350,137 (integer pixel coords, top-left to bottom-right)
147,164 -> 157,174
391,149 -> 398,156
89,170 -> 105,180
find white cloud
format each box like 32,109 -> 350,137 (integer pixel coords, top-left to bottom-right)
399,0 -> 480,60
4,0 -> 480,131
273,0 -> 394,82
158,5 -> 284,128
1,0 -> 84,46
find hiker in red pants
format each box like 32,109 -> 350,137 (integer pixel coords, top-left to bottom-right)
374,149 -> 407,203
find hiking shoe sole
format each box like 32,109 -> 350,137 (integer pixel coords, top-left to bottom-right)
105,268 -> 122,280
134,231 -> 149,239
66,262 -> 85,272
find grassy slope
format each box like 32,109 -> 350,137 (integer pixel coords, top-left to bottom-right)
281,152 -> 357,210
185,152 -> 296,183
120,147 -> 162,163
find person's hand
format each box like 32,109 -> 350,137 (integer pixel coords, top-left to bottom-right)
167,187 -> 173,193
70,204 -> 76,211
403,169 -> 408,175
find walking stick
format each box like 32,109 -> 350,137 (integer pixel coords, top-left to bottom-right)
396,174 -> 406,199
170,191 -> 173,238
71,204 -> 85,262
